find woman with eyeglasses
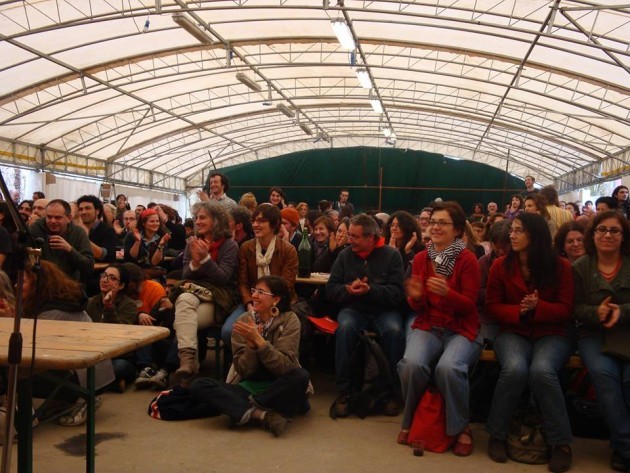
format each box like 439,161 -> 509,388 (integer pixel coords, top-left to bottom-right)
86,264 -> 138,391
191,276 -> 310,437
397,201 -> 482,456
384,211 -> 423,269
171,201 -> 239,386
573,210 -> 630,472
485,213 -> 574,472
221,203 -> 298,351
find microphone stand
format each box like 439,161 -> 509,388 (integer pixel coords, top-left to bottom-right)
0,171 -> 40,473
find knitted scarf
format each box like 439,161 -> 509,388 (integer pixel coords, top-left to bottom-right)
427,238 -> 466,278
256,237 -> 276,278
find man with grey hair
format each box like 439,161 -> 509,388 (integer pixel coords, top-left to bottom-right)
325,213 -> 405,418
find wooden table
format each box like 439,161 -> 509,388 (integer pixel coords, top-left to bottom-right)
296,273 -> 330,285
0,319 -> 169,473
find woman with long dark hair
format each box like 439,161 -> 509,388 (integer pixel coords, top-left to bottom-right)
573,210 -> 630,471
191,276 -> 310,437
504,194 -> 523,219
384,211 -> 423,268
268,187 -> 286,210
485,213 -> 574,472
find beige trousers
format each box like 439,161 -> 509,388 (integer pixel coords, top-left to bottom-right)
173,292 -> 216,350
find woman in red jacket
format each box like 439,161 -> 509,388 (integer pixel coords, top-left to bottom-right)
485,213 -> 574,472
397,201 -> 482,456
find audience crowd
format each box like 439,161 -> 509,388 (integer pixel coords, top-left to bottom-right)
0,175 -> 629,471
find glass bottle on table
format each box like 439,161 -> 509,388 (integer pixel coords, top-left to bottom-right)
298,225 -> 312,278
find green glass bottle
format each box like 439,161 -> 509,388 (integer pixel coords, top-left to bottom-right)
298,227 -> 312,278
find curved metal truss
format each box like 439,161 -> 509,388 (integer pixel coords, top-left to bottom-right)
0,0 -> 628,193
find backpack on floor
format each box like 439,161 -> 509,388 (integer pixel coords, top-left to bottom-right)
339,331 -> 392,419
506,411 -> 550,464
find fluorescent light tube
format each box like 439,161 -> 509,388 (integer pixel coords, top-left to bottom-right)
299,123 -> 313,135
172,13 -> 213,44
331,19 -> 355,50
382,127 -> 392,137
236,73 -> 262,92
370,99 -> 383,113
277,104 -> 295,118
355,68 -> 373,89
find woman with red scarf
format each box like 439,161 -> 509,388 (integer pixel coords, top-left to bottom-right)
172,201 -> 239,385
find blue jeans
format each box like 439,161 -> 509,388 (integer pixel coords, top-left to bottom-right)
486,333 -> 573,445
221,304 -> 246,350
335,308 -> 404,394
397,328 -> 482,434
579,335 -> 630,460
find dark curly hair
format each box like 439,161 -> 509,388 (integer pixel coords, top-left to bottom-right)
553,220 -> 585,258
583,210 -> 630,256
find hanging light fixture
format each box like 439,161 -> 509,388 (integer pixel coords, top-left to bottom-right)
277,104 -> 295,118
236,72 -> 262,92
299,123 -> 313,135
355,68 -> 373,89
370,98 -> 383,113
172,13 -> 214,44
331,19 -> 356,50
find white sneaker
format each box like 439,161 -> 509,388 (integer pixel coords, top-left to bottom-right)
135,367 -> 156,390
58,396 -> 103,427
150,369 -> 169,390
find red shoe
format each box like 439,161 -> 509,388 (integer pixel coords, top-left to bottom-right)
453,427 -> 473,457
397,430 -> 409,445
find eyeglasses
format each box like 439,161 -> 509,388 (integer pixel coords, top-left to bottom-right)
594,226 -> 623,236
428,220 -> 453,228
250,287 -> 274,297
418,217 -> 430,222
100,273 -> 120,282
251,218 -> 269,224
509,227 -> 525,235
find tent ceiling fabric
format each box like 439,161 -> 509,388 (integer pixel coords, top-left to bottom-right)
0,0 -> 628,192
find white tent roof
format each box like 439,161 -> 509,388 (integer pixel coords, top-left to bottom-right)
0,0 -> 628,192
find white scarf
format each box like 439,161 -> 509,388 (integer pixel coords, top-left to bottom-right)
256,237 -> 276,278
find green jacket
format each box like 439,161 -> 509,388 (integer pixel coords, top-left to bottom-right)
572,254 -> 630,336
86,293 -> 138,325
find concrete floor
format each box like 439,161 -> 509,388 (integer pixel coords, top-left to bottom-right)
3,357 -> 615,473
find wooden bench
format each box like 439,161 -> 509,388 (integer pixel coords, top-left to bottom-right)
479,349 -> 584,369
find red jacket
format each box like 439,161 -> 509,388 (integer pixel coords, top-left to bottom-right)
485,255 -> 574,339
408,249 -> 480,341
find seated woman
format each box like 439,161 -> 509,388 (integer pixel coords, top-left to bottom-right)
462,221 -> 486,259
191,276 -> 310,437
565,202 -> 580,220
268,187 -> 286,210
485,213 -> 574,472
311,215 -> 336,267
397,201 -> 482,456
553,221 -> 585,263
384,211 -> 424,269
172,201 -> 239,385
85,264 -> 138,391
124,208 -> 171,273
468,203 -> 485,223
16,261 -> 114,426
222,203 -> 298,350
573,210 -> 630,472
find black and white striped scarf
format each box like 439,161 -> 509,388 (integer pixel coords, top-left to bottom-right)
427,238 -> 466,278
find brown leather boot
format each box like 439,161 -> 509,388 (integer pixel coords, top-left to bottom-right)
175,348 -> 199,387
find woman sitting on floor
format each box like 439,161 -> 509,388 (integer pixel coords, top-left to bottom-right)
191,276 -> 310,437
397,201 -> 482,456
86,264 -> 138,391
573,210 -> 630,472
485,213 -> 574,472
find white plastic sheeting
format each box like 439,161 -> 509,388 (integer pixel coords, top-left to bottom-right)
0,0 -> 628,192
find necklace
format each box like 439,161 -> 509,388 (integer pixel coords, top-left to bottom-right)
598,257 -> 622,281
